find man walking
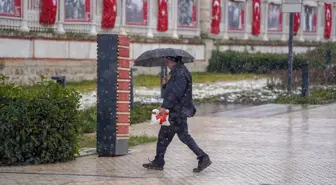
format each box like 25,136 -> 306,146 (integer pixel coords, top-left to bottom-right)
142,56 -> 212,173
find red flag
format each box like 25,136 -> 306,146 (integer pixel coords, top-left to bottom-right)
211,0 -> 221,34
143,0 -> 148,25
39,0 -> 57,25
293,13 -> 300,35
102,0 -> 117,29
192,0 -> 197,26
313,13 -> 317,32
324,3 -> 332,39
157,0 -> 168,32
252,0 -> 260,35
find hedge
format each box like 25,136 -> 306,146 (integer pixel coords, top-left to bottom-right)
207,50 -> 324,74
0,80 -> 81,166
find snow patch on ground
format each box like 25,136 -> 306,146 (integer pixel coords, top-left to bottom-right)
79,79 -> 299,109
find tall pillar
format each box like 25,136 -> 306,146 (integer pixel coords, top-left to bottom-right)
316,2 -> 322,41
89,0 -> 97,35
281,9 -> 286,41
172,0 -> 179,38
119,0 -> 127,36
299,7 -> 304,41
146,0 -> 154,38
243,0 -> 249,40
97,35 -> 131,156
223,0 -> 229,39
19,0 -> 29,32
262,1 -> 269,41
56,0 -> 65,34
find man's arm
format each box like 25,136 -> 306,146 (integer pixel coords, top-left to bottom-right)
161,71 -> 187,109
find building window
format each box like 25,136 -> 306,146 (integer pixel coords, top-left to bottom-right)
227,0 -> 245,30
125,0 -> 148,26
178,0 -> 197,28
303,6 -> 317,32
65,0 -> 91,22
0,0 -> 22,18
268,3 -> 282,32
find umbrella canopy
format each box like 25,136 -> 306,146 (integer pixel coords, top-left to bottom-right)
134,48 -> 195,67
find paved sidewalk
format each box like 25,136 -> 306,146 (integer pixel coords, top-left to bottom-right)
1,104 -> 336,185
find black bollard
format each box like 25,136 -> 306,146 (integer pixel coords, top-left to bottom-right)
301,62 -> 309,97
51,75 -> 66,87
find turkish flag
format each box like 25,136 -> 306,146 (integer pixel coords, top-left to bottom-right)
252,0 -> 261,35
293,13 -> 300,35
324,3 -> 332,39
39,0 -> 57,25
211,0 -> 221,34
102,0 -> 117,29
157,0 -> 168,32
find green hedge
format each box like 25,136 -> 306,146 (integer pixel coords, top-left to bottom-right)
207,50 -> 324,74
0,81 -> 81,166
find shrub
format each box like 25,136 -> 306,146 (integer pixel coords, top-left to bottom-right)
207,50 -> 324,74
306,42 -> 336,65
0,80 -> 81,166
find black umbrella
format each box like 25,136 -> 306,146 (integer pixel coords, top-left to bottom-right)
134,48 -> 195,67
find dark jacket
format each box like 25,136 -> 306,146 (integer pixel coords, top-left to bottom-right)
161,64 -> 196,117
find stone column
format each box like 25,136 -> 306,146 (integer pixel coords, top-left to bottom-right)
299,7 -> 304,41
56,0 -> 65,34
196,0 -> 201,36
243,0 -> 249,40
146,0 -> 154,38
19,0 -> 29,32
172,0 -> 179,39
316,2 -> 322,41
119,0 -> 127,36
262,1 -> 268,41
89,0 -> 97,36
223,0 -> 229,39
281,8 -> 286,41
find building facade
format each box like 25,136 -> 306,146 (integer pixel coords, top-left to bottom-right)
0,0 -> 335,84
0,0 -> 335,40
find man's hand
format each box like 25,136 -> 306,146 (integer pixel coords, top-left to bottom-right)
159,107 -> 166,115
162,77 -> 167,85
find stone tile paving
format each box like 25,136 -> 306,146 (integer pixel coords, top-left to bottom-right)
1,104 -> 336,185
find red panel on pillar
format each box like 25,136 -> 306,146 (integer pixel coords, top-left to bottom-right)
102,0 -> 117,29
40,0 -> 58,25
324,3 -> 332,39
294,13 -> 300,36
252,0 -> 261,35
157,0 -> 168,32
211,0 -> 221,34
117,125 -> 129,134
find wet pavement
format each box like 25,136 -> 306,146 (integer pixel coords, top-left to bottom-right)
1,104 -> 336,185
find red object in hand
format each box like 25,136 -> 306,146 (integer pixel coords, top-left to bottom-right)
39,0 -> 57,25
156,112 -> 169,125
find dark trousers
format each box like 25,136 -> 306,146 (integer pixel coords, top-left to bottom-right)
155,116 -> 206,165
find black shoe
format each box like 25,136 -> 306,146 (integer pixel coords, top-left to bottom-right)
142,158 -> 164,170
193,155 -> 212,173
